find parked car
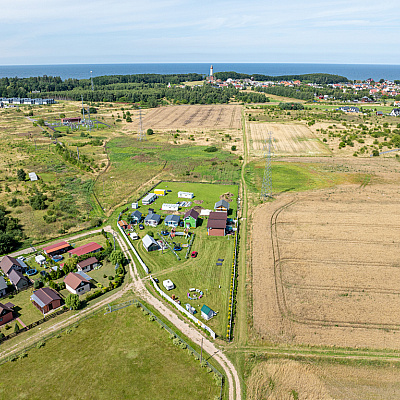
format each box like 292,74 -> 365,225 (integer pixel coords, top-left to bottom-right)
191,251 -> 198,258
139,224 -> 144,230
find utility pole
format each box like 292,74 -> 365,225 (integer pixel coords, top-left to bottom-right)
81,95 -> 85,123
200,338 -> 203,363
90,70 -> 94,91
260,132 -> 274,200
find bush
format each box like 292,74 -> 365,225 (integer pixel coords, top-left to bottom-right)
147,128 -> 154,135
231,145 -> 237,151
204,146 -> 218,152
65,294 -> 81,310
108,275 -> 113,280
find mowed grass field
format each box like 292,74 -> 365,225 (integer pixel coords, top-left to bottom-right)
120,181 -> 238,336
0,306 -> 220,400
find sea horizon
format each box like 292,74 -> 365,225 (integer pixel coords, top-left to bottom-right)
0,62 -> 399,81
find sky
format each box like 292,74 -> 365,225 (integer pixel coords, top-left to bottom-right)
1,0 -> 399,65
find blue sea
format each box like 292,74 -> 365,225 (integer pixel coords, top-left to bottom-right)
0,63 -> 399,82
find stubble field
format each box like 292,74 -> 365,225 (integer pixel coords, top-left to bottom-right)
251,183 -> 400,349
142,104 -> 242,130
247,122 -> 330,157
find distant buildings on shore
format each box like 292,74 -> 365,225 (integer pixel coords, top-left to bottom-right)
0,98 -> 55,108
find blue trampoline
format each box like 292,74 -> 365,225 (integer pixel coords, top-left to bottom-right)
26,268 -> 37,276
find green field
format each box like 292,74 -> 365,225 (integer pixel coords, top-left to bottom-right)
244,161 -> 366,195
0,305 -> 220,400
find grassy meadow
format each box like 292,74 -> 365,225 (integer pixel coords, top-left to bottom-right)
0,305 -> 221,400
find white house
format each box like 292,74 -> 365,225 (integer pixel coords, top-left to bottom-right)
178,191 -> 194,199
164,214 -> 180,227
201,305 -> 216,321
64,272 -> 91,295
144,213 -> 161,227
142,193 -> 157,205
163,279 -> 175,290
76,257 -> 100,272
161,203 -> 179,212
390,108 -> 400,117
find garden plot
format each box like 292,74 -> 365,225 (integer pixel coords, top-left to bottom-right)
248,122 -> 330,157
142,105 -> 242,130
251,184 -> 400,349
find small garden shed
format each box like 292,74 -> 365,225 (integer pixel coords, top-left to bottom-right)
184,209 -> 199,228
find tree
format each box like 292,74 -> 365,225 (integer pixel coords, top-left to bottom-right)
126,115 -> 132,122
37,118 -> 45,126
231,145 -> 237,151
65,294 -> 81,310
14,322 -> 20,333
17,169 -> 26,181
109,249 -> 125,266
147,128 -> 154,135
29,192 -> 47,210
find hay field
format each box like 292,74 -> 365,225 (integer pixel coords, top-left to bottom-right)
246,358 -> 400,400
142,104 -> 242,130
251,184 -> 400,349
248,122 -> 330,157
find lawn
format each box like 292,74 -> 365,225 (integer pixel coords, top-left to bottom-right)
119,181 -> 238,337
0,305 -> 220,400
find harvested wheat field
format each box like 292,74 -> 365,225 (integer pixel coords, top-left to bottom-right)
252,183 -> 400,349
248,122 -> 330,157
142,104 -> 242,130
246,358 -> 400,400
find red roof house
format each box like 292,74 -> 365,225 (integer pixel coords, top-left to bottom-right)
43,241 -> 72,256
30,288 -> 62,314
68,242 -> 103,257
0,303 -> 14,326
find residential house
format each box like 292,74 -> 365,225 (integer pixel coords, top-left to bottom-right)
164,214 -> 180,227
184,209 -> 199,228
207,211 -> 227,237
144,213 -> 161,227
0,276 -> 8,297
142,193 -> 157,205
214,199 -> 230,212
142,235 -> 161,252
31,287 -> 62,314
0,303 -> 14,326
0,256 -> 23,276
64,272 -> 91,296
130,210 -> 142,223
77,257 -> 100,272
8,270 -> 30,290
390,108 -> 400,117
201,305 -> 216,321
68,242 -> 103,257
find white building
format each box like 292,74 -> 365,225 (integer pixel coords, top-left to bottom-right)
142,193 -> 157,205
178,191 -> 194,199
161,203 -> 179,212
163,279 -> 175,290
35,255 -> 46,265
64,272 -> 91,296
131,202 -> 139,209
29,172 -> 38,181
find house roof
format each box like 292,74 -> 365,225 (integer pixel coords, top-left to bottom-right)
0,256 -> 22,275
131,210 -> 142,219
77,257 -> 98,269
43,241 -> 71,254
68,242 -> 103,257
201,305 -> 214,316
8,269 -> 28,286
30,287 -> 61,308
0,276 -> 7,291
118,220 -> 128,227
207,219 -> 226,229
184,208 -> 199,220
28,172 -> 38,181
215,199 -> 230,210
0,303 -> 13,313
144,213 -> 161,223
75,271 -> 92,281
165,214 -> 180,223
64,272 -> 89,290
209,211 -> 228,220
142,234 -> 160,249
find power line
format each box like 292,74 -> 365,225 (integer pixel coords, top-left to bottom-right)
137,107 -> 146,141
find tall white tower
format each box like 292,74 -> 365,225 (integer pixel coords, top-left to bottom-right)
210,65 -> 213,80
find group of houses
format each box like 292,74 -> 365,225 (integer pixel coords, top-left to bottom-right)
0,98 -> 55,108
0,240 -> 104,326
